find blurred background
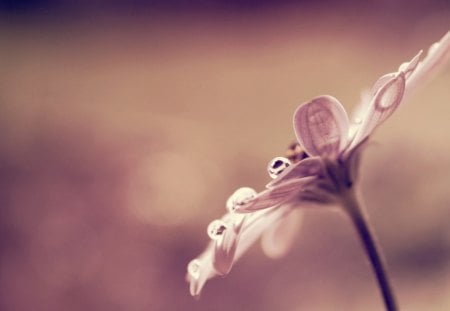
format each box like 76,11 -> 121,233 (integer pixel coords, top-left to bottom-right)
0,1 -> 449,310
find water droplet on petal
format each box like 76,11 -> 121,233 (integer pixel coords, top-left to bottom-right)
207,219 -> 228,240
226,187 -> 257,212
267,157 -> 291,179
187,259 -> 201,279
354,117 -> 362,124
398,62 -> 408,72
429,42 -> 439,55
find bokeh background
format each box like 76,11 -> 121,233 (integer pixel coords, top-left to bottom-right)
0,1 -> 449,310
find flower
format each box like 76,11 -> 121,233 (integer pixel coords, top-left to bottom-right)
186,31 -> 450,297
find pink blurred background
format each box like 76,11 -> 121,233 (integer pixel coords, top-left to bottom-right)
0,1 -> 449,310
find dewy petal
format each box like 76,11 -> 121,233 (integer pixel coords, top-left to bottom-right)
188,205 -> 294,296
350,72 -> 405,148
212,214 -> 245,275
266,156 -> 324,188
187,246 -> 217,297
261,208 -> 302,259
294,95 -> 350,158
405,31 -> 450,99
351,49 -> 423,142
236,176 -> 316,213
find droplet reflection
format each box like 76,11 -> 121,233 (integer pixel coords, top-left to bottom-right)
207,219 -> 228,240
226,187 -> 257,212
267,157 -> 291,179
187,259 -> 201,279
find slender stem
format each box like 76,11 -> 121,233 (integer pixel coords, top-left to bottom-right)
341,190 -> 398,311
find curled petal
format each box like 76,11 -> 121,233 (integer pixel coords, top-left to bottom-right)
351,72 -> 405,148
261,208 -> 302,259
294,95 -> 350,158
187,205 -> 294,296
187,247 -> 217,297
266,156 -> 324,188
237,176 -> 316,213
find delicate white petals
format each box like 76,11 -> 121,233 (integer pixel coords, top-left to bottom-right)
187,32 -> 450,299
237,177 -> 316,213
406,31 -> 450,97
187,205 -> 295,297
261,209 -> 302,259
266,157 -> 324,188
351,72 -> 405,148
294,95 -> 350,158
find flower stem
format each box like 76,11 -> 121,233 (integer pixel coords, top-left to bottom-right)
341,190 -> 398,311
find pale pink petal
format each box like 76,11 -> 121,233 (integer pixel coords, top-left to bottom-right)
266,156 -> 324,188
350,50 -> 422,142
350,72 -> 405,148
342,137 -> 369,185
234,205 -> 294,260
187,246 -> 217,297
237,176 -> 316,213
212,215 -> 245,275
261,209 -> 302,259
398,50 -> 423,79
294,95 -> 350,158
188,205 -> 295,296
406,31 -> 450,99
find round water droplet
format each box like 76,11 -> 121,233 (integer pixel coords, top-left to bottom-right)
398,62 -> 408,72
187,259 -> 201,279
354,117 -> 362,124
267,157 -> 291,179
207,219 -> 228,240
429,42 -> 439,54
226,187 -> 257,212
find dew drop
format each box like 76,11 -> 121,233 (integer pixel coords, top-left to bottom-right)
267,157 -> 291,179
354,117 -> 362,124
429,42 -> 439,55
207,219 -> 228,240
187,259 -> 201,279
226,187 -> 257,212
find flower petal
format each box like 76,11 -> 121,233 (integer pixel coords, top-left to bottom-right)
237,176 -> 316,213
351,72 -> 405,147
266,156 -> 324,188
187,247 -> 217,297
405,31 -> 450,99
293,95 -> 350,158
212,215 -> 245,275
261,209 -> 302,259
187,205 -> 294,296
398,50 -> 423,79
342,137 -> 369,185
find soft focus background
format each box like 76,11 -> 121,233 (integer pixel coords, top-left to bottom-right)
0,1 -> 449,310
